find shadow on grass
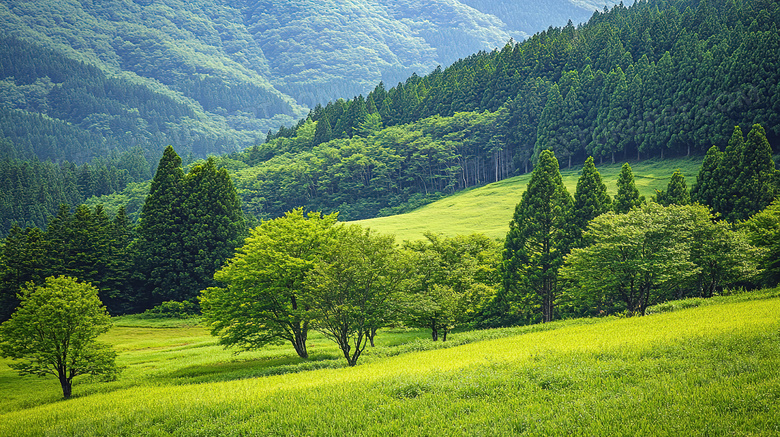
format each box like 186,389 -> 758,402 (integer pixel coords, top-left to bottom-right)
160,352 -> 347,384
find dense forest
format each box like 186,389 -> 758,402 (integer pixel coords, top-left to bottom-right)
3,0 -> 779,231
236,0 -> 780,221
0,0 -> 613,163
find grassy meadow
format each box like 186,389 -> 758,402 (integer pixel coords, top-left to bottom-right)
354,156 -> 704,242
1,290 -> 778,436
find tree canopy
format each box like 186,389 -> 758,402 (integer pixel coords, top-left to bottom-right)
0,276 -> 119,398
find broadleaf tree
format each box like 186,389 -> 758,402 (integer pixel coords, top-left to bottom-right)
200,208 -> 338,359
305,224 -> 405,366
0,276 -> 119,398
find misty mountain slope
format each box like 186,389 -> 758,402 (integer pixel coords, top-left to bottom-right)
0,0 -> 615,161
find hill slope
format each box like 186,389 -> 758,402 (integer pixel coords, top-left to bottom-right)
1,292 -> 777,435
353,156 -> 704,241
0,0 -> 616,162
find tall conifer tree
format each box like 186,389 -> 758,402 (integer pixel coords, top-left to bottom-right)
180,157 -> 246,301
572,156 -> 612,246
714,126 -> 745,220
732,124 -> 778,221
691,145 -> 723,208
614,162 -> 644,213
502,150 -> 574,323
134,146 -> 186,308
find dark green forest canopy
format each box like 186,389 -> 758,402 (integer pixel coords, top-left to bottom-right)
0,0 -> 617,164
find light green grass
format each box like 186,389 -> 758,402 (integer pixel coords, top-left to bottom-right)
354,156 -> 704,242
1,291 -> 777,436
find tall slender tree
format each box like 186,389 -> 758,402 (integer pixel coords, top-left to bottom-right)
181,157 -> 246,301
134,146 -> 186,308
614,162 -> 645,213
572,156 -> 612,246
691,145 -> 723,208
502,150 -> 574,323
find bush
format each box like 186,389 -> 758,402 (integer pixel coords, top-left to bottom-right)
141,300 -> 199,319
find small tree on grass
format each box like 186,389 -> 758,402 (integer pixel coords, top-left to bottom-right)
201,208 -> 337,359
0,276 -> 119,399
306,225 -> 405,366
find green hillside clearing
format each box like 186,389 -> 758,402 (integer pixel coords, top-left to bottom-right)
0,290 -> 777,435
354,156 -> 704,241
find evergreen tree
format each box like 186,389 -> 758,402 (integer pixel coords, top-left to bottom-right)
134,146 -> 186,308
0,225 -> 50,321
180,157 -> 246,302
654,169 -> 691,206
572,156 -> 612,246
502,150 -> 574,324
691,145 -> 723,208
731,124 -> 778,221
713,126 -> 746,220
312,118 -> 332,146
614,162 -> 645,213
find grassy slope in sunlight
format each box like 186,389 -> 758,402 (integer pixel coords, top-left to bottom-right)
354,156 -> 703,242
0,291 -> 777,436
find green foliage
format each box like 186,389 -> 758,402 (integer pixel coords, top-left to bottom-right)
0,276 -> 119,399
653,169 -> 691,206
140,301 -> 199,319
502,150 -> 574,324
403,232 -> 500,339
561,203 -> 759,317
699,124 -> 778,222
306,225 -> 405,366
742,198 -> 780,287
613,162 -> 645,213
572,156 -> 611,246
201,208 -> 339,359
134,147 -> 245,307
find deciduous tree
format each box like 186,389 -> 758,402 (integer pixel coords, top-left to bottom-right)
0,276 -> 119,398
200,208 -> 337,359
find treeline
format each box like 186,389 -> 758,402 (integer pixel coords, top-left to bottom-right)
253,0 -> 779,220
201,124 -> 779,367
494,123 -> 778,326
0,147 -> 153,236
0,147 -> 246,319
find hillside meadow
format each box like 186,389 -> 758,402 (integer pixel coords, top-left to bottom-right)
1,290 -> 778,436
354,156 -> 703,241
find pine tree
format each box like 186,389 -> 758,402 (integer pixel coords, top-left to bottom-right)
180,157 -> 246,302
614,162 -> 645,213
502,150 -> 574,324
731,124 -> 778,221
713,126 -> 745,220
654,169 -> 691,206
691,145 -> 722,208
134,146 -> 186,308
572,156 -> 611,246
313,118 -> 332,146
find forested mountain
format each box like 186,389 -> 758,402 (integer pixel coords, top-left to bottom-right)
234,0 -> 780,221
0,0 -> 616,164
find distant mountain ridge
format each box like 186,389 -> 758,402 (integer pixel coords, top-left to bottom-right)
0,0 -> 616,162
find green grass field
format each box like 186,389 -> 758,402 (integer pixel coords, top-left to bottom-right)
1,290 -> 778,436
354,156 -> 704,242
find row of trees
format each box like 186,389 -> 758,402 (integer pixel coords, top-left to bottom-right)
496,122 -> 778,324
201,209 -> 500,366
0,146 -> 246,319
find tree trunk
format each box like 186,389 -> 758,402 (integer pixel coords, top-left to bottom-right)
291,330 -> 308,359
60,375 -> 72,399
431,321 -> 438,341
442,329 -> 448,342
